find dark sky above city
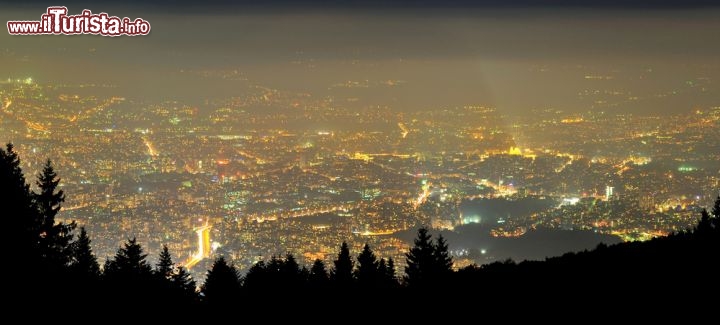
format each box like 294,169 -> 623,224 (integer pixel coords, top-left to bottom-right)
1,1 -> 718,114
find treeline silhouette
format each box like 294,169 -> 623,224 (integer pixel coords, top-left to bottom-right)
3,143 -> 720,310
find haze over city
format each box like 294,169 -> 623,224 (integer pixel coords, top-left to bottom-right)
2,0 -> 718,284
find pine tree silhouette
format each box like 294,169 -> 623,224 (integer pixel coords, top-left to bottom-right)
156,245 -> 174,280
378,258 -> 388,281
378,257 -> 398,288
154,244 -> 181,302
202,256 -> 240,304
34,159 -> 76,269
65,227 -> 101,305
434,234 -> 454,276
172,266 -> 198,303
309,259 -> 329,288
102,237 -> 156,304
300,266 -> 310,285
386,257 -> 398,287
280,253 -> 304,288
69,227 -> 100,279
331,241 -> 354,287
696,209 -> 713,236
1,148 -> 81,302
243,260 -> 268,291
102,258 -> 112,274
1,144 -> 40,266
266,255 -> 283,273
105,237 -> 152,275
355,243 -> 379,287
404,227 -> 436,287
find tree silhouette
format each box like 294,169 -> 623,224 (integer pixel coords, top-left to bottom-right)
300,266 -> 310,285
355,243 -> 379,286
34,159 -> 76,268
244,254 -> 305,290
378,258 -> 388,280
202,256 -> 240,304
156,245 -> 174,280
172,266 -> 198,303
309,259 -> 329,287
265,255 -> 285,289
69,227 -> 100,279
243,260 -> 268,291
331,241 -> 354,287
64,227 -> 101,305
696,209 -> 713,236
404,227 -> 436,287
154,244 -> 183,302
280,253 -> 304,288
378,257 -> 398,288
404,228 -> 454,287
266,255 -> 283,273
434,234 -> 454,276
102,258 -> 112,274
104,237 -> 153,278
2,144 -> 40,265
102,237 -> 156,304
386,258 -> 398,287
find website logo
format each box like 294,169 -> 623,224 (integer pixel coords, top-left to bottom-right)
7,7 -> 151,36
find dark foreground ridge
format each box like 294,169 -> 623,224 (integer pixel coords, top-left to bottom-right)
3,143 -> 719,314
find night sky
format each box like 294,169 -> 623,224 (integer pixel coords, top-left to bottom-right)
1,0 -> 718,114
